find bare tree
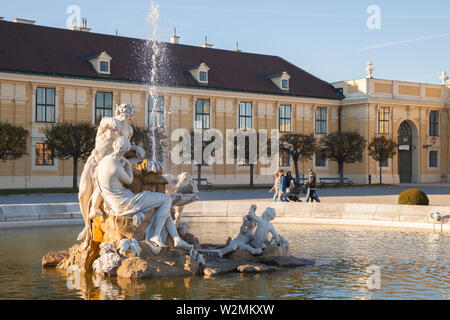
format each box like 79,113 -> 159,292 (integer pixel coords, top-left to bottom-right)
44,121 -> 96,189
0,121 -> 29,162
279,133 -> 319,178
368,135 -> 397,184
321,131 -> 366,183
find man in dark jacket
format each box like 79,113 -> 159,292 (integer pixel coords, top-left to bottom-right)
305,169 -> 320,202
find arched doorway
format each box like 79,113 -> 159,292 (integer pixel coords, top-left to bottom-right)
397,121 -> 413,183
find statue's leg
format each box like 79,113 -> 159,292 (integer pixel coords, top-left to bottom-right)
165,216 -> 193,250
219,241 -> 238,258
240,244 -> 263,255
174,205 -> 183,225
77,162 -> 93,242
144,193 -> 172,247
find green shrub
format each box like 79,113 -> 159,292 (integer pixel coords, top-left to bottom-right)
398,189 -> 429,205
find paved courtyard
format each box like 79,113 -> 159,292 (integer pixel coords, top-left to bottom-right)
1,183 -> 450,206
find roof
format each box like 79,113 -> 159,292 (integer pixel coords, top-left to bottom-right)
0,20 -> 343,100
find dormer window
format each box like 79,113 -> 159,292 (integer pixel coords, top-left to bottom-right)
185,62 -> 210,84
100,61 -> 109,73
199,71 -> 207,82
86,51 -> 112,75
266,71 -> 290,91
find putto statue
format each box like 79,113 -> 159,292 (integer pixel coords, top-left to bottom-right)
218,211 -> 262,258
218,205 -> 288,258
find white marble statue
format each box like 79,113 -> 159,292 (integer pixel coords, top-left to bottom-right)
218,211 -> 263,258
164,172 -> 199,225
77,104 -> 146,242
248,205 -> 280,249
93,136 -> 193,252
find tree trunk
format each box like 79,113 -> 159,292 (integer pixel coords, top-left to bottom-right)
338,161 -> 344,183
197,164 -> 202,182
293,156 -> 300,178
73,157 -> 78,189
379,163 -> 383,185
249,164 -> 254,186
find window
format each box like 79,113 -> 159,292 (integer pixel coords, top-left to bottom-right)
35,143 -> 54,166
379,159 -> 389,167
279,150 -> 290,167
279,105 -> 291,132
95,92 -> 113,124
429,111 -> 439,136
99,61 -> 109,73
315,151 -> 326,167
36,87 -> 55,122
148,96 -> 164,128
199,71 -> 207,82
281,79 -> 288,89
195,99 -> 210,129
315,107 -> 327,134
429,151 -> 438,168
239,102 -> 253,130
378,107 -> 390,134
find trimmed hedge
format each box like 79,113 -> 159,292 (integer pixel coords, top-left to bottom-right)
398,189 -> 429,205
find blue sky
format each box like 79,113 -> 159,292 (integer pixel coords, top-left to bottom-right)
1,0 -> 449,84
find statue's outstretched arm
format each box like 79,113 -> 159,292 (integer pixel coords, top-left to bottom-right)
248,205 -> 263,222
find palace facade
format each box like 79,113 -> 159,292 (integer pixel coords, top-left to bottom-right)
0,19 -> 448,188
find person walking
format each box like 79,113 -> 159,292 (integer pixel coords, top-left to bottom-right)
278,169 -> 287,201
269,171 -> 280,202
305,169 -> 320,202
285,171 -> 294,193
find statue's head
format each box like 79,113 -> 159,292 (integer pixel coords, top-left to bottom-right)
262,207 -> 276,221
242,214 -> 256,231
113,136 -> 131,156
115,104 -> 135,121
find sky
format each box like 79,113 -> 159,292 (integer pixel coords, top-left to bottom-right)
1,0 -> 449,84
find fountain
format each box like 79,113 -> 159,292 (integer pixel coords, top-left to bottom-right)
41,1 -> 314,279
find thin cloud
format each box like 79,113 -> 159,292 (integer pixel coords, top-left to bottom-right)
352,32 -> 450,53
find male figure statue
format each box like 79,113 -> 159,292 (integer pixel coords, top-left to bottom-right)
77,104 -> 146,242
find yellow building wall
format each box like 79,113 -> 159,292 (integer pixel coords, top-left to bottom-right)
1,73 -> 449,188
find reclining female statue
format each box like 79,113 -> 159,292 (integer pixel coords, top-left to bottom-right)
93,136 -> 193,251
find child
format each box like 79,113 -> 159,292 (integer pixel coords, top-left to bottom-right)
218,212 -> 262,258
248,205 -> 280,249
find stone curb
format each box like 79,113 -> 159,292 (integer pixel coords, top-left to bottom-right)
0,200 -> 449,232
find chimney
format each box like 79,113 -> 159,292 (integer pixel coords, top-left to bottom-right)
12,18 -> 35,25
201,36 -> 213,48
115,29 -> 120,36
234,41 -> 241,52
170,27 -> 180,44
70,17 -> 91,32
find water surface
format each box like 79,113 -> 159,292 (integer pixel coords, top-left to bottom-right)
0,223 -> 449,300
